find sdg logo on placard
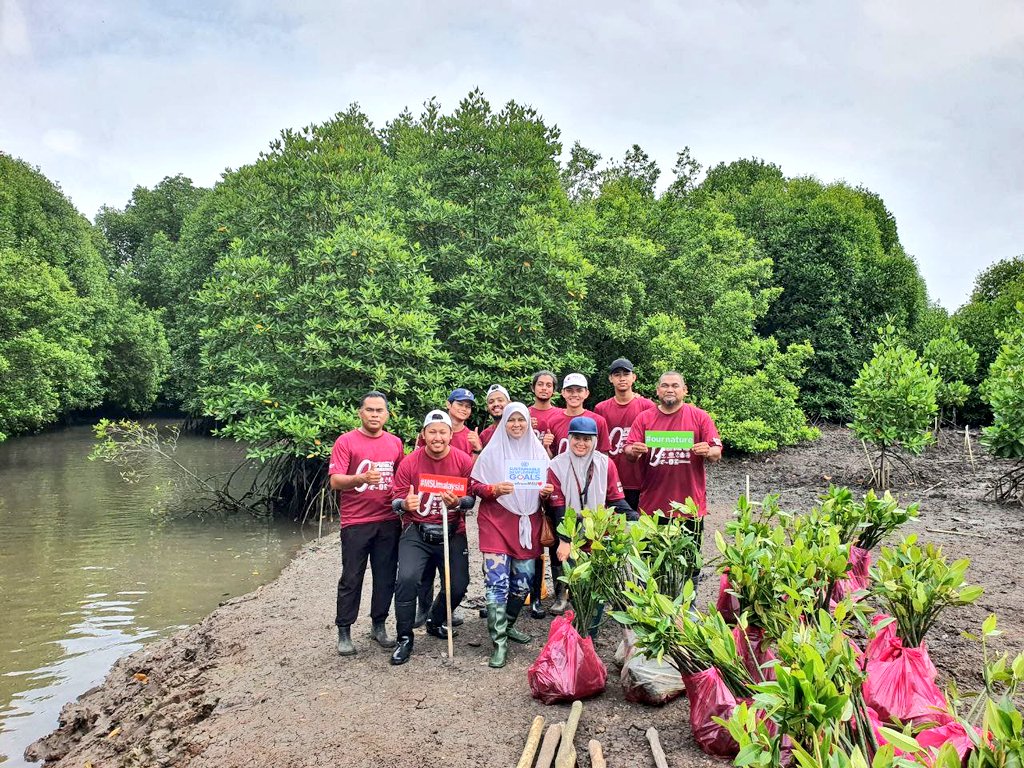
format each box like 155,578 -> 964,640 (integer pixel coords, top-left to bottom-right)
505,459 -> 546,488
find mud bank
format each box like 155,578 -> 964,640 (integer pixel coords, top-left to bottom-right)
28,427 -> 1023,767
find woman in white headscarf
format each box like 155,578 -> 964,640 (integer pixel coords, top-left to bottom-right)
470,402 -> 553,668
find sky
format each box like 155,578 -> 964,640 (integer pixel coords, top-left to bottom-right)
1,0 -> 1022,311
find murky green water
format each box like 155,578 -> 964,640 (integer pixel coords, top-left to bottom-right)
0,424 -> 311,766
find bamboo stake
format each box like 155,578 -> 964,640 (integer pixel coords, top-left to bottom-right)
441,503 -> 455,661
965,426 -> 977,471
516,716 -> 546,768
926,527 -> 986,539
646,727 -> 669,768
588,739 -> 606,768
536,723 -> 563,768
861,440 -> 878,487
554,701 -> 584,768
745,474 -> 750,502
317,486 -> 325,538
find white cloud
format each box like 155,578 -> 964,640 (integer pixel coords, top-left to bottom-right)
0,0 -> 30,56
40,128 -> 83,156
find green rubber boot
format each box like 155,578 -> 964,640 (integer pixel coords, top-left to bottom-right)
505,592 -> 533,645
487,603 -> 508,668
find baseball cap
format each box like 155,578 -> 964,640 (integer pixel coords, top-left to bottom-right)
447,388 -> 476,403
567,416 -> 599,436
609,358 -> 634,373
486,384 -> 510,400
562,373 -> 588,389
422,410 -> 453,429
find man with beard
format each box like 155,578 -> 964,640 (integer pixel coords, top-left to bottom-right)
528,370 -> 558,445
594,358 -> 655,512
390,410 -> 475,665
624,371 -> 723,545
480,384 -> 510,448
328,391 -> 405,656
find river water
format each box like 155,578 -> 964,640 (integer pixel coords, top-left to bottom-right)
0,424 -> 312,766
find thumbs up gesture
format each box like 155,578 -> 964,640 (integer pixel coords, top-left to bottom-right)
542,430 -> 554,449
467,428 -> 482,452
403,484 -> 419,513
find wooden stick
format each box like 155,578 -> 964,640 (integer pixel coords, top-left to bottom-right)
441,503 -> 455,661
536,723 -> 562,768
646,727 -> 669,768
516,716 -> 546,768
965,426 -> 977,471
926,527 -> 986,539
588,739 -> 606,768
554,701 -> 584,768
745,474 -> 750,502
861,439 -> 878,487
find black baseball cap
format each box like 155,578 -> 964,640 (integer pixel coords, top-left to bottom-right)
609,358 -> 634,373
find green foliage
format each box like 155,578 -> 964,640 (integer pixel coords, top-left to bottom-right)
980,304 -> 1024,459
922,324 -> 978,422
872,534 -> 983,648
850,326 -> 939,487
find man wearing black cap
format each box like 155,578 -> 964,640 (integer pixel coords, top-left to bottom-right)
595,358 -> 655,512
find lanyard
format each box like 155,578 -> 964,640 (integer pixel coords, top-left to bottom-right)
568,461 -> 595,507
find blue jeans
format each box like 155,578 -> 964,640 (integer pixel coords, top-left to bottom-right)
483,553 -> 536,604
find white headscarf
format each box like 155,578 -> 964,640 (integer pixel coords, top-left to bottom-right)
472,402 -> 548,548
548,434 -> 610,513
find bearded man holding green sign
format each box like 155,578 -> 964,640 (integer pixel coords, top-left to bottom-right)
624,371 -> 723,543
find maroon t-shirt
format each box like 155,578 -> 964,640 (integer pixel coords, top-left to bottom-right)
472,484 -> 543,560
528,405 -> 558,441
480,422 -> 498,448
594,395 -> 656,491
392,447 -> 475,534
625,404 -> 723,518
546,460 -> 625,509
416,425 -> 474,455
547,409 -> 613,455
328,429 -> 405,528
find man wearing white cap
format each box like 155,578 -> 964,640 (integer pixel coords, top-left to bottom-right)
389,410 -> 476,665
479,384 -> 510,448
546,373 -> 613,456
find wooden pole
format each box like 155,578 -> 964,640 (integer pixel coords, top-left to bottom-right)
318,485 -> 325,538
516,716 -> 546,768
588,739 -> 606,768
441,503 -> 455,660
646,727 -> 669,768
554,701 -> 583,768
965,425 -> 977,471
745,474 -> 750,502
536,723 -> 563,768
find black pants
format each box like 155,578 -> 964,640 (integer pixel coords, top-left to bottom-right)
335,519 -> 401,627
394,526 -> 470,635
624,488 -> 641,513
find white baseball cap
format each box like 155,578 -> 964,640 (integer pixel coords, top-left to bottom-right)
562,373 -> 588,389
486,384 -> 510,400
422,410 -> 453,429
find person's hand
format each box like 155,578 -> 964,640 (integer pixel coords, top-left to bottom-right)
467,429 -> 482,452
361,466 -> 382,485
539,483 -> 554,499
403,485 -> 419,513
542,430 -> 554,449
440,490 -> 459,509
556,541 -> 571,562
626,442 -> 649,459
691,441 -> 711,457
492,481 -> 515,497
531,417 -> 539,430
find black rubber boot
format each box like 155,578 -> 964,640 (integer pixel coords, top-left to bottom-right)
390,634 -> 414,665
371,620 -> 394,649
336,625 -> 356,656
415,583 -> 433,628
505,593 -> 533,644
390,600 -> 417,666
425,618 -> 458,639
549,583 -> 570,615
529,563 -> 545,617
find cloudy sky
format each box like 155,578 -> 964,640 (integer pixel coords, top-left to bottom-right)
2,0 -> 1021,310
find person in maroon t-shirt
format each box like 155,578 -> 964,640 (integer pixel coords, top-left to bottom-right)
328,391 -> 406,657
389,410 -> 476,666
528,370 -> 559,447
594,357 -> 656,513
546,373 -> 613,456
624,371 -> 723,544
479,384 -> 510,448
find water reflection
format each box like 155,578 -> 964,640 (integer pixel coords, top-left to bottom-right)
0,424 -> 310,766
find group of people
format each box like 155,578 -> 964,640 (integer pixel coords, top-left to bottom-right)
327,359 -> 723,668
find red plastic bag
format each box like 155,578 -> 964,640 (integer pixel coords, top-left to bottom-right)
916,721 -> 982,763
717,571 -> 740,624
682,668 -> 742,758
832,546 -> 871,603
863,637 -> 950,726
527,610 -> 607,704
732,625 -> 777,682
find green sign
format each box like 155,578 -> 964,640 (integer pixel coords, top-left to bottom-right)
645,430 -> 694,450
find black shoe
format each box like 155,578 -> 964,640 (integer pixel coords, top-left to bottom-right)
371,621 -> 394,648
530,602 -> 547,619
479,606 -> 488,618
390,635 -> 413,665
451,608 -> 465,627
336,625 -> 356,656
425,619 -> 458,639
413,605 -> 429,629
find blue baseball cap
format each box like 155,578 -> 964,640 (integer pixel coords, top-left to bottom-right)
447,388 -> 476,403
567,416 -> 598,436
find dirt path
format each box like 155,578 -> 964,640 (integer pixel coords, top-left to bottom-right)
27,427 -> 1023,767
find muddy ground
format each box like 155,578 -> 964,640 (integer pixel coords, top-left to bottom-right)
27,426 -> 1024,767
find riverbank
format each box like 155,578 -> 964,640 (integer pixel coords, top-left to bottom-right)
26,427 -> 1024,767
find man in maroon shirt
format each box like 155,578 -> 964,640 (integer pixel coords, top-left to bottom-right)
547,373 -> 613,455
624,371 -> 723,544
390,410 -> 476,666
328,391 -> 405,656
528,370 -> 558,442
594,357 -> 656,512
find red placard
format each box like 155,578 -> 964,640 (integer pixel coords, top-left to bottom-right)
419,473 -> 468,496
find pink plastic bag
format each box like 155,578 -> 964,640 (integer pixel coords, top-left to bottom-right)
732,626 -> 777,683
527,610 -> 607,704
682,668 -> 742,758
832,546 -> 871,603
863,637 -> 950,726
916,721 -> 984,764
717,572 -> 740,624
